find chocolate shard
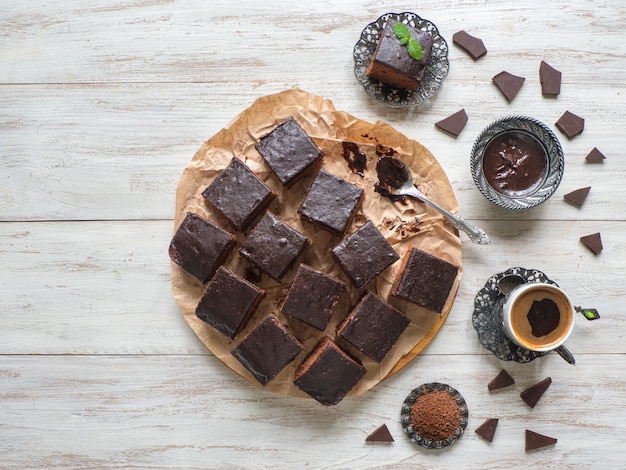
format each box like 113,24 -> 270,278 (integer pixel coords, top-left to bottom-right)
488,369 -> 515,391
435,109 -> 468,137
555,111 -> 584,138
520,377 -> 552,408
539,61 -> 562,96
475,418 -> 499,443
586,147 -> 606,162
581,232 -> 603,254
452,30 -> 487,60
564,186 -> 591,207
492,71 -> 525,102
525,429 -> 557,451
365,424 -> 394,442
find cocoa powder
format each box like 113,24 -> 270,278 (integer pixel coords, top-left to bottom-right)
410,389 -> 461,442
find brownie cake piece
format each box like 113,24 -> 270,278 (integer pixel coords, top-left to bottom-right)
231,313 -> 303,386
366,20 -> 433,91
281,264 -> 345,331
255,117 -> 323,187
195,266 -> 265,339
202,157 -> 274,231
332,221 -> 399,288
298,169 -> 364,235
337,291 -> 410,362
293,337 -> 366,406
239,211 -> 308,280
168,211 -> 236,283
391,247 -> 459,313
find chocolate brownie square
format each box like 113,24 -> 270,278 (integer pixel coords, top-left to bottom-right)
239,211 -> 308,280
195,266 -> 265,339
391,247 -> 459,313
231,313 -> 303,386
298,169 -> 364,235
202,157 -> 274,231
293,337 -> 366,406
337,291 -> 410,362
281,264 -> 345,331
255,117 -> 323,187
168,211 -> 236,283
332,221 -> 399,288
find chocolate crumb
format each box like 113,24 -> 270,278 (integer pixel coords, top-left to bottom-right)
586,147 -> 606,162
520,377 -> 552,408
539,61 -> 562,96
564,186 -> 591,207
556,111 -> 584,138
435,109 -> 468,137
452,31 -> 487,60
492,71 -> 525,102
581,232 -> 603,254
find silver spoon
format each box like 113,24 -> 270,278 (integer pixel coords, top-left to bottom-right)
376,157 -> 490,245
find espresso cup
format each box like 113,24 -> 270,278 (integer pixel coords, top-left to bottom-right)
501,283 -> 575,352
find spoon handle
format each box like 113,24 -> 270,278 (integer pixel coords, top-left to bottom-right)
408,187 -> 491,245
555,345 -> 576,365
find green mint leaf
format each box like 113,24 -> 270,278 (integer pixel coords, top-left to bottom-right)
392,22 -> 411,43
407,38 -> 423,60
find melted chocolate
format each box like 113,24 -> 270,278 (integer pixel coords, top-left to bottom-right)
376,157 -> 408,189
482,131 -> 547,197
342,141 -> 367,176
375,144 -> 397,157
527,298 -> 560,337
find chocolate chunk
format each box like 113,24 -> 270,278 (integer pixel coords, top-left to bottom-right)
555,111 -> 584,138
435,109 -> 468,137
586,147 -> 606,162
520,377 -> 552,408
564,186 -> 591,207
581,232 -> 603,254
475,418 -> 499,443
452,30 -> 487,60
492,71 -> 525,102
365,424 -> 394,442
539,61 -> 562,96
488,369 -> 515,391
525,430 -> 557,451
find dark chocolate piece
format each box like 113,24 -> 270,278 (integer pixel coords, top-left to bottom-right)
298,169 -> 364,235
525,430 -> 557,451
580,232 -> 603,254
168,211 -> 236,283
293,337 -> 366,406
202,157 -> 274,231
281,264 -> 345,331
520,377 -> 552,408
564,186 -> 591,207
539,61 -> 562,96
366,20 -> 434,91
195,266 -> 265,339
255,117 -> 323,187
488,369 -> 515,391
475,418 -> 499,443
337,291 -> 410,362
391,247 -> 459,313
239,211 -> 308,280
366,424 -> 394,442
435,109 -> 468,137
555,111 -> 584,138
586,147 -> 606,162
231,313 -> 303,386
492,71 -> 525,102
452,30 -> 487,60
332,221 -> 399,289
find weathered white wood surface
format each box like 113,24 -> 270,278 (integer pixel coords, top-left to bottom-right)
1,1 -> 625,468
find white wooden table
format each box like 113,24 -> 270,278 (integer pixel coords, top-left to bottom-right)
2,1 -> 625,468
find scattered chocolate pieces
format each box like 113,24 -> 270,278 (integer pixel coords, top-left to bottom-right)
581,232 -> 603,254
492,71 -> 525,102
564,186 -> 591,207
539,61 -> 562,96
521,377 -> 552,408
435,109 -> 468,137
555,111 -> 584,138
475,418 -> 499,443
488,369 -> 515,391
452,30 -> 487,60
365,424 -> 394,442
586,147 -> 606,162
525,429 -> 557,451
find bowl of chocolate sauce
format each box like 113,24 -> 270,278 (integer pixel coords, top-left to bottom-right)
470,116 -> 564,210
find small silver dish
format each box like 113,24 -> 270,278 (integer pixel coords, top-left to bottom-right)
470,116 -> 564,210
